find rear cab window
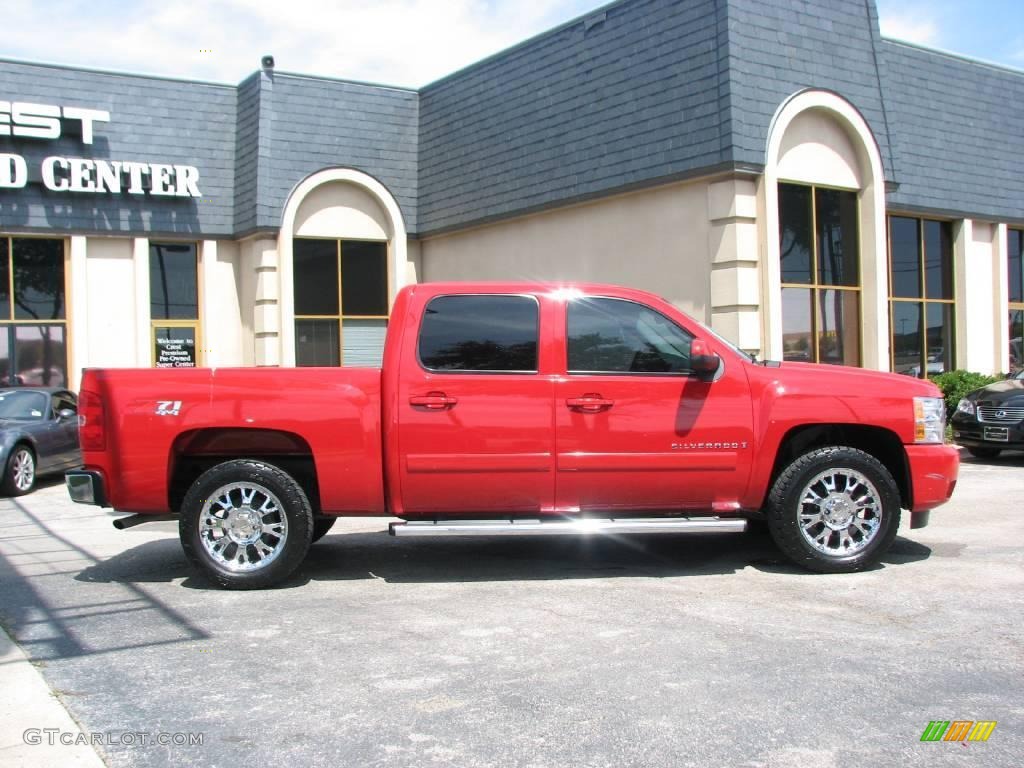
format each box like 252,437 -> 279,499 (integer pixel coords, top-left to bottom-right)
418,294 -> 540,373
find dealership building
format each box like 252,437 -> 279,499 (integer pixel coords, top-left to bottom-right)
1,0 -> 1022,390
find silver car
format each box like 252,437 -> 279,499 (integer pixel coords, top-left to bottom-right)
0,388 -> 81,495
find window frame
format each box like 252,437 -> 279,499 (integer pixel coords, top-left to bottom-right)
1009,228 -> 1023,374
293,236 -> 391,367
0,234 -> 71,387
149,240 -> 202,368
416,293 -> 541,375
565,295 -> 696,377
886,215 -> 957,378
778,182 -> 864,367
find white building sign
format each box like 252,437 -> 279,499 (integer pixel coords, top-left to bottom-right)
0,100 -> 202,197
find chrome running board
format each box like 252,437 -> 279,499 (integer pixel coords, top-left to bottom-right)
389,517 -> 747,537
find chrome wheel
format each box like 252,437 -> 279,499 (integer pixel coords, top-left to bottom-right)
797,468 -> 882,556
12,449 -> 35,492
199,482 -> 289,573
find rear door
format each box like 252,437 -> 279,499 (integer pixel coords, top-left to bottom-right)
554,295 -> 754,512
397,293 -> 555,515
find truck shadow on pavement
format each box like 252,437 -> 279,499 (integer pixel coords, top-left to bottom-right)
74,527 -> 934,590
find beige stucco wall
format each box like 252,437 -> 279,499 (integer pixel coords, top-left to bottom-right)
200,240 -> 246,367
83,236 -> 138,371
294,182 -> 390,241
955,220 -> 1009,374
420,179 -> 714,323
776,108 -> 862,189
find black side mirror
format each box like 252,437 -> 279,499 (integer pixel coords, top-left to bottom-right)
690,339 -> 721,380
58,408 -> 77,422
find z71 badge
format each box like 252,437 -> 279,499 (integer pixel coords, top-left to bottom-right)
155,401 -> 182,416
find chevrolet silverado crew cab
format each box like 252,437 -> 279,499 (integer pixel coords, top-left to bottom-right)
66,283 -> 959,589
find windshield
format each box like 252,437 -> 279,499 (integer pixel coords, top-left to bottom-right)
0,390 -> 48,420
1015,370 -> 1024,380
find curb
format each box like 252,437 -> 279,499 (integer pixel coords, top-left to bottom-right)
0,625 -> 106,767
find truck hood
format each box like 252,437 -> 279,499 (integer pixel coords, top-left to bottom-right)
763,361 -> 941,398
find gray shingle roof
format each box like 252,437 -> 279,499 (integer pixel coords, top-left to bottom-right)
1,0 -> 1021,238
882,40 -> 1024,224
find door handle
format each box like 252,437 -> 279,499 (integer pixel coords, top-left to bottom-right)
566,395 -> 614,413
409,392 -> 458,410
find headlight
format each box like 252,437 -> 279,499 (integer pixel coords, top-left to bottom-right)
914,396 -> 946,444
956,398 -> 975,416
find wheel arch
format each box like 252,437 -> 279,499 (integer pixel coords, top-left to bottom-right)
168,428 -> 321,514
764,424 -> 910,510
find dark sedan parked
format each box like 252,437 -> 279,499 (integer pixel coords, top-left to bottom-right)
951,370 -> 1024,458
0,388 -> 81,495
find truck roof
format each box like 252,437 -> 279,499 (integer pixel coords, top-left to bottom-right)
402,281 -> 663,302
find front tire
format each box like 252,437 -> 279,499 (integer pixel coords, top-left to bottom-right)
3,445 -> 36,496
311,517 -> 336,543
765,446 -> 901,573
180,460 -> 313,589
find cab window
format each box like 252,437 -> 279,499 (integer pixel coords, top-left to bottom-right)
419,295 -> 539,372
567,297 -> 693,374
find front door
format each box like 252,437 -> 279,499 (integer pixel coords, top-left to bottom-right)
554,296 -> 754,512
398,293 -> 555,515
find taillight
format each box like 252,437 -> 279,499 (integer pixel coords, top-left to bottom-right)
78,390 -> 106,452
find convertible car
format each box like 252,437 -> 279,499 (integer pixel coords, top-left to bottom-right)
0,388 -> 81,495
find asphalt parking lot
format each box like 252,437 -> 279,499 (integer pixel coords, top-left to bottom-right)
0,451 -> 1021,768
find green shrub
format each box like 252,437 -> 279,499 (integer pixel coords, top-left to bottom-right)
930,370 -> 1004,418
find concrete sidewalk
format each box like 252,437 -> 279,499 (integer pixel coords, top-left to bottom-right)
0,625 -> 106,768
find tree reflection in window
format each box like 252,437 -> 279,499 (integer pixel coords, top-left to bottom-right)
568,297 -> 692,374
0,238 -> 67,387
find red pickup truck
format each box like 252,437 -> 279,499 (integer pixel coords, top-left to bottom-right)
66,282 -> 959,588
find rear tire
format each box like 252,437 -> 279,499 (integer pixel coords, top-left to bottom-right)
3,445 -> 36,496
179,460 -> 313,589
765,446 -> 901,573
311,517 -> 336,543
967,446 -> 1001,459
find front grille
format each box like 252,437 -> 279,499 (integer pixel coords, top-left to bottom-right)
977,406 -> 1024,425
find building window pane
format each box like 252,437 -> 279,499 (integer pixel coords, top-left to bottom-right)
149,243 -> 198,320
924,302 -> 954,376
296,319 -> 341,367
567,297 -> 692,374
294,238 -> 390,367
779,184 -> 813,284
293,239 -> 339,316
342,319 -> 387,367
0,239 -> 8,316
1009,229 -> 1022,304
420,295 -> 538,372
817,290 -> 860,366
923,220 -> 953,300
779,184 -> 862,367
891,302 -> 922,376
782,287 -> 813,362
1010,309 -> 1023,374
890,217 -> 921,298
14,325 -> 67,387
888,216 -> 955,378
13,238 -> 65,320
816,188 -> 859,287
341,241 -> 388,316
